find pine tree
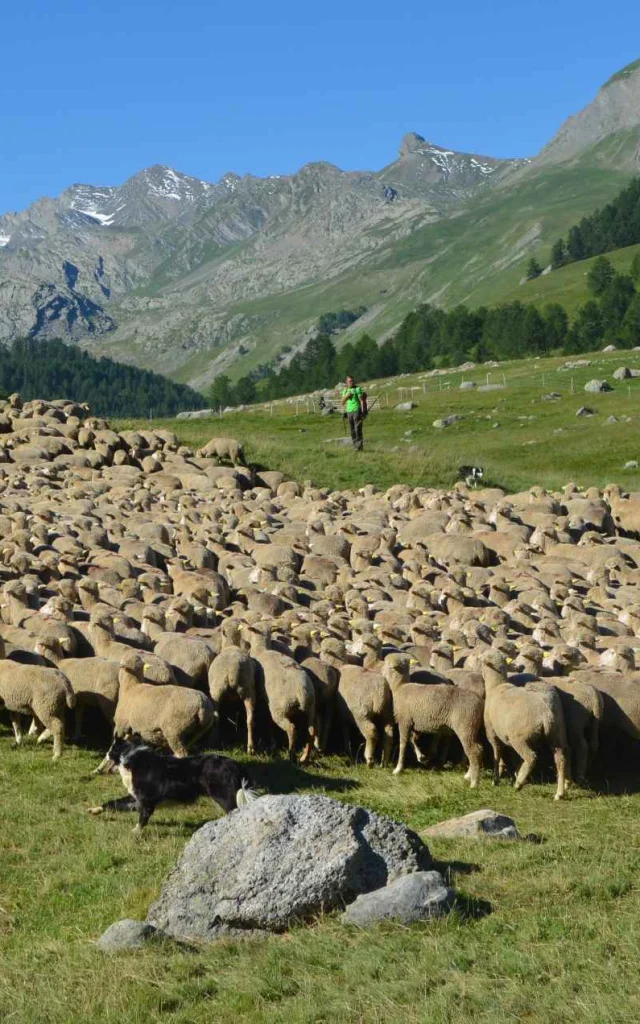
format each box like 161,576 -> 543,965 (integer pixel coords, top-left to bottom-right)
587,256 -> 615,295
551,239 -> 567,270
525,257 -> 543,281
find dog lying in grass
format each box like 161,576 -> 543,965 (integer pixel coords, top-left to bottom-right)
88,735 -> 257,831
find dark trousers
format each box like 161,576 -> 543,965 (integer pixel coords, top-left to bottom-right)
348,412 -> 363,449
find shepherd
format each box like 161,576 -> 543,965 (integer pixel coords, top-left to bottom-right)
341,375 -> 368,451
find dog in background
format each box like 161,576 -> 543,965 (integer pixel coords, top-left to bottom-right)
88,734 -> 258,831
457,465 -> 484,488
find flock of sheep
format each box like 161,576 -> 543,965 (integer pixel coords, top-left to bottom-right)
1,390 -> 640,805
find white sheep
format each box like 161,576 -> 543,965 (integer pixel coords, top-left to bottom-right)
482,649 -> 568,800
383,653 -> 484,785
207,645 -> 257,755
0,637 -> 76,759
107,650 -> 215,760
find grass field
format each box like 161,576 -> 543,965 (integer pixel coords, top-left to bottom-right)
2,734 -> 640,1024
119,347 -> 640,495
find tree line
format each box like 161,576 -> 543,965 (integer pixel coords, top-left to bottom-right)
207,257 -> 640,410
550,176 -> 640,270
0,337 -> 205,417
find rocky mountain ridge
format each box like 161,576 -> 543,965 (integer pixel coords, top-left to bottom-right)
1,59 -> 639,386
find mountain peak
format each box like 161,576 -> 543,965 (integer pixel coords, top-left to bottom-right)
536,57 -> 640,167
399,132 -> 427,156
603,57 -> 640,90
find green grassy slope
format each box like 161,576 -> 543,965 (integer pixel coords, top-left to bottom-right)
499,242 -> 640,316
2,738 -> 640,1024
120,348 -> 640,495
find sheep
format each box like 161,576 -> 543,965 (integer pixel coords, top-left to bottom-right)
245,624 -> 316,763
207,645 -> 257,754
515,644 -> 603,782
196,437 -> 247,466
0,637 -> 75,759
34,637 -> 119,739
107,650 -> 215,760
382,653 -> 484,785
481,649 -> 568,800
87,615 -> 176,683
153,633 -> 216,688
299,637 -> 344,752
336,636 -> 394,767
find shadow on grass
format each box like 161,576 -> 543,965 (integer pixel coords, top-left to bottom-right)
249,758 -> 360,795
432,859 -> 482,882
453,894 -> 494,922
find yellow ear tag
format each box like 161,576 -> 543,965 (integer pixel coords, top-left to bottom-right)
505,657 -> 513,664
143,663 -> 151,671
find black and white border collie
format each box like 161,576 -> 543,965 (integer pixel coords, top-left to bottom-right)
89,735 -> 257,831
458,465 -> 484,488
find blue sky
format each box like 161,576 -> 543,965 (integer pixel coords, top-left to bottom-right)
1,0 -> 639,211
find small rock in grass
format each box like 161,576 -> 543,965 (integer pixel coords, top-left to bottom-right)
433,414 -> 463,429
605,416 -> 619,424
341,871 -> 454,927
395,402 -> 416,411
97,919 -> 161,952
584,379 -> 613,393
576,406 -> 595,417
624,461 -> 639,470
541,392 -> 562,401
423,809 -> 520,840
459,381 -> 476,390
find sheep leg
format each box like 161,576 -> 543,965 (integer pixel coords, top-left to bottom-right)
28,718 -> 40,737
410,733 -> 427,765
282,720 -> 297,762
360,720 -> 379,768
393,723 -> 410,774
381,721 -> 394,767
512,743 -> 537,791
299,726 -> 315,765
244,699 -> 256,756
553,747 -> 568,801
45,718 -> 65,761
10,714 -> 24,747
91,754 -> 113,775
167,740 -> 189,758
485,725 -> 502,786
459,736 -> 483,789
36,727 -> 52,745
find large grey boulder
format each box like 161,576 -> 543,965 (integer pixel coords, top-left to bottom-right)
341,871 -> 454,927
424,809 -> 520,840
584,379 -> 613,393
147,795 -> 432,942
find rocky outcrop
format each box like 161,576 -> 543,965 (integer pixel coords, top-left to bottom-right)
146,794 -> 434,941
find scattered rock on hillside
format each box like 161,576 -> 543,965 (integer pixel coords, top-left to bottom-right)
424,809 -> 520,840
603,344 -> 617,352
541,392 -> 562,401
433,414 -> 463,428
624,460 -> 639,469
146,795 -> 433,942
477,383 -> 505,392
175,408 -> 214,420
341,871 -> 454,927
395,402 -> 417,411
97,919 -> 163,952
576,406 -> 596,416
584,379 -> 613,393
459,380 -> 476,390
613,366 -> 640,380
606,415 -> 619,424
